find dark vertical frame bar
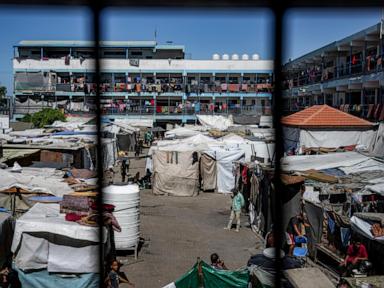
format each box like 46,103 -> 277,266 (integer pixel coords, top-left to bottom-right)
272,2 -> 284,287
91,0 -> 105,284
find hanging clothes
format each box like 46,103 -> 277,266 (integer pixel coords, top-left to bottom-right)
242,166 -> 248,184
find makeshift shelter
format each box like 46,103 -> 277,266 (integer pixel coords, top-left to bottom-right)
203,147 -> 245,194
152,148 -> 200,196
197,115 -> 234,131
11,203 -> 105,287
162,260 -> 249,288
282,105 -> 375,153
200,153 -> 217,191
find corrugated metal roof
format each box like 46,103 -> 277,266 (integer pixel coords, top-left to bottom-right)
0,148 -> 40,163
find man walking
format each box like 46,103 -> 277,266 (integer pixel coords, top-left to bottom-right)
224,189 -> 245,232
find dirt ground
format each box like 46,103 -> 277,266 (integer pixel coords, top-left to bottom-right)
114,150 -> 264,287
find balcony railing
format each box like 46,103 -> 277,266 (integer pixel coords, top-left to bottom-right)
284,58 -> 383,90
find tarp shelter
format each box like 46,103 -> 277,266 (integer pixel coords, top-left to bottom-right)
162,260 -> 249,288
197,115 -> 234,131
165,126 -> 207,139
281,105 -> 375,152
11,203 -> 106,284
0,168 -> 73,197
203,147 -> 245,194
351,213 -> 384,274
152,148 -> 200,196
200,153 -> 217,191
370,123 -> 384,157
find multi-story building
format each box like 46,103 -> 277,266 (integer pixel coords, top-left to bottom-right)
12,40 -> 273,124
283,22 -> 384,121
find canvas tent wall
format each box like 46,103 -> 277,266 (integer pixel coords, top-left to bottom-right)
152,149 -> 200,196
200,153 -> 217,191
370,123 -> 384,157
204,148 -> 245,194
11,203 -> 104,287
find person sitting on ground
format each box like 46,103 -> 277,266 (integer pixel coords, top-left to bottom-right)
340,239 -> 368,276
105,259 -> 135,288
210,253 -> 228,270
224,188 -> 245,232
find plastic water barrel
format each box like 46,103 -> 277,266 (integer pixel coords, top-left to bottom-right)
103,184 -> 140,249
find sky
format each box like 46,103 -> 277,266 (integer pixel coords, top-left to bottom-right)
0,6 -> 381,94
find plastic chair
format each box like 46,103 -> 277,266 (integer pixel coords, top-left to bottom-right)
293,236 -> 308,266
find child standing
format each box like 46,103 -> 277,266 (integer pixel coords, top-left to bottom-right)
105,260 -> 135,288
224,189 -> 245,232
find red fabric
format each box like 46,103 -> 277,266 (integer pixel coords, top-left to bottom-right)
150,99 -> 155,106
346,244 -> 368,264
242,166 -> 248,184
156,106 -> 162,113
65,213 -> 82,222
352,55 -> 357,65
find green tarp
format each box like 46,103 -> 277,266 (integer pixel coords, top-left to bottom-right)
172,261 -> 249,288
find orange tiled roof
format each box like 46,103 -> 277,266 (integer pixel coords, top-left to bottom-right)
281,105 -> 373,128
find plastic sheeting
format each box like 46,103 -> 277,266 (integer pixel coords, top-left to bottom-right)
299,129 -> 376,149
370,123 -> 384,157
283,127 -> 300,153
366,183 -> 384,196
113,118 -> 153,128
12,204 -> 104,253
281,151 -> 368,172
197,115 -> 234,131
162,261 -> 249,288
14,266 -> 99,288
351,215 -> 384,244
205,148 -> 245,194
0,168 -> 73,197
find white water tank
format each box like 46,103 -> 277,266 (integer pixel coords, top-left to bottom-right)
252,54 -> 260,60
212,53 -> 220,60
231,54 -> 239,60
103,184 -> 140,249
242,54 -> 249,60
222,54 -> 229,60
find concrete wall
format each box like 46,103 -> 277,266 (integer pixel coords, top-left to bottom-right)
13,58 -> 274,73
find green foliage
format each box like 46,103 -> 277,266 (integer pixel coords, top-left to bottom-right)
21,114 -> 32,123
23,108 -> 66,128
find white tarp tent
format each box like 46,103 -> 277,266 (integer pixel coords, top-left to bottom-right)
370,123 -> 384,157
281,151 -> 369,172
204,147 -> 245,193
196,115 -> 234,131
299,130 -> 376,149
113,118 -> 153,128
351,215 -> 384,244
11,203 -> 106,273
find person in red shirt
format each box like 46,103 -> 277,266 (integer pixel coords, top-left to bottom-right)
340,239 -> 368,276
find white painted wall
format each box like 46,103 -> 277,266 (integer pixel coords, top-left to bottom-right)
13,58 -> 273,72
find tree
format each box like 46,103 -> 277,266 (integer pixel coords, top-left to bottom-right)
0,86 -> 6,99
22,108 -> 66,128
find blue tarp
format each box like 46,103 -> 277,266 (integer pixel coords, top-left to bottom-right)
14,266 -> 99,288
